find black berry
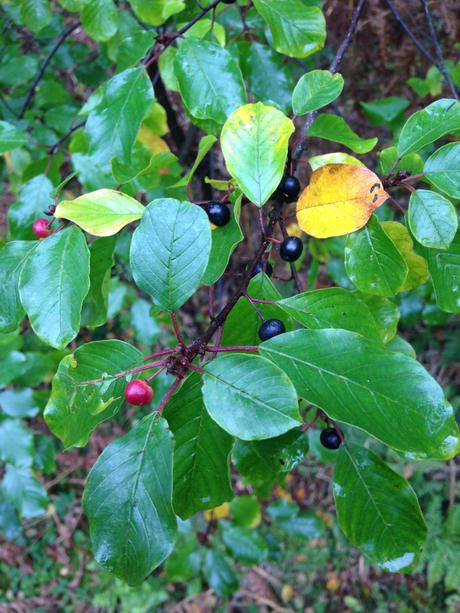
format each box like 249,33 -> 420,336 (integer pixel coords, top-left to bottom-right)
252,260 -> 273,277
280,176 -> 301,201
258,319 -> 285,341
221,0 -> 237,3
280,236 -> 303,262
204,202 -> 231,227
320,428 -> 341,450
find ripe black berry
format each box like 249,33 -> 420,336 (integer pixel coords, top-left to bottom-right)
204,202 -> 231,227
258,319 -> 286,341
252,260 -> 273,277
280,176 -> 301,201
280,236 -> 303,262
320,428 -> 341,450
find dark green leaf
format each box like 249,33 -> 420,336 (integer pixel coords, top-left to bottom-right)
20,0 -> 52,33
130,198 -> 212,311
8,175 -> 54,241
292,70 -> 344,115
83,416 -> 177,585
202,353 -> 300,440
419,232 -> 460,313
308,114 -> 378,154
397,98 -> 460,156
19,226 -> 90,349
260,329 -> 460,460
202,209 -> 243,286
424,142 -> 460,199
174,39 -> 247,125
81,236 -> 116,328
408,189 -> 457,250
163,373 -> 233,519
0,241 -> 36,333
44,340 -> 143,448
334,444 -> 427,572
345,215 -> 408,296
278,287 -> 381,341
0,121 -> 28,153
253,0 -> 326,58
221,523 -> 268,565
86,67 -> 153,165
203,548 -> 238,597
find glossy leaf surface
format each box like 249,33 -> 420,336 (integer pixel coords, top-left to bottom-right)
292,70 -> 344,115
408,189 -> 457,250
0,241 -> 36,333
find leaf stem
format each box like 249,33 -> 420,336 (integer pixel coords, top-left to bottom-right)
143,348 -> 177,361
79,360 -> 166,386
156,378 -> 182,414
171,312 -> 185,345
206,345 -> 259,353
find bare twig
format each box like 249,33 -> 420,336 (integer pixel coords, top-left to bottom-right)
156,378 -> 181,414
420,0 -> 458,100
19,22 -> 80,119
292,0 -> 366,165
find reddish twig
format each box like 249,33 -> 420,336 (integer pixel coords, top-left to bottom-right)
156,378 -> 182,414
206,345 -> 259,353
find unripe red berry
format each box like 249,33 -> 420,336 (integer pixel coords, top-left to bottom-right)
32,218 -> 50,239
125,379 -> 153,406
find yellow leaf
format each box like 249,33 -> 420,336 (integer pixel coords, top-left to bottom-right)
381,221 -> 429,290
297,164 -> 388,238
137,127 -> 169,155
203,502 -> 230,521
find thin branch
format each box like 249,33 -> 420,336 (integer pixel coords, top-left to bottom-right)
79,360 -> 166,385
171,312 -> 185,345
19,22 -> 80,119
243,292 -> 266,321
206,345 -> 259,353
156,378 -> 181,414
48,121 -> 85,155
420,0 -> 458,100
292,0 -> 366,164
383,0 -> 438,67
142,348 -> 177,361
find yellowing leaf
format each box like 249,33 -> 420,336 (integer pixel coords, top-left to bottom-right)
297,164 -> 388,238
203,502 -> 230,521
308,152 -> 365,171
381,221 -> 429,290
55,189 -> 145,237
221,102 -> 295,207
137,127 -> 169,155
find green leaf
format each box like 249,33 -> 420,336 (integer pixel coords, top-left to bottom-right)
345,215 -> 408,296
386,335 -> 416,358
309,152 -> 365,171
253,0 -> 326,58
83,416 -> 177,585
81,0 -> 119,42
174,39 -> 247,126
360,97 -> 409,125
0,419 -> 34,468
130,299 -> 160,345
0,241 -> 36,333
44,340 -> 142,448
381,221 -> 429,291
130,199 -> 211,311
86,67 -> 153,165
128,0 -> 185,26
308,114 -> 378,154
397,98 -> 460,156
408,189 -> 457,250
0,388 -> 39,418
221,273 -> 289,347
116,31 -> 156,72
202,353 -> 300,441
292,70 -> 344,115
19,227 -> 90,349
174,135 -> 217,188
2,465 -> 47,519
419,232 -> 460,313
333,444 -> 427,572
81,237 -> 116,327
424,142 -> 460,199
163,373 -> 233,519
260,329 -> 460,460
203,548 -> 238,597
221,102 -> 294,206
278,287 -> 381,341
55,189 -> 145,237
354,293 -> 399,344
221,523 -> 268,565
377,146 -> 424,177
0,121 -> 28,153
233,430 -> 308,495
0,352 -> 27,387
202,206 -> 243,286
230,496 -> 261,528
20,0 -> 52,33
8,175 -> 54,241
241,41 -> 292,114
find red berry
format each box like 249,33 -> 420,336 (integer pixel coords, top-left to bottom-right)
32,218 -> 51,239
125,379 -> 153,406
